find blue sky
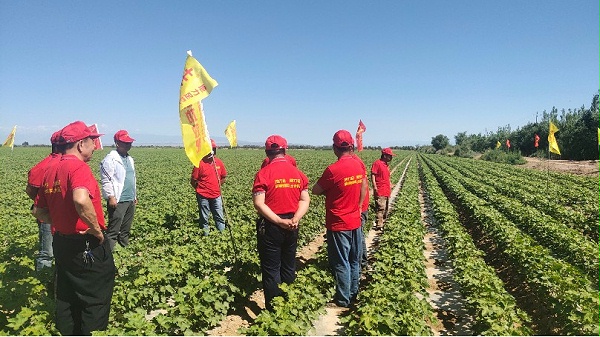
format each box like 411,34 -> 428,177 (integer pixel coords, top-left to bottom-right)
1,0 -> 598,147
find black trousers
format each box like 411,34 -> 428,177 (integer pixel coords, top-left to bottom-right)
53,233 -> 116,335
256,215 -> 298,311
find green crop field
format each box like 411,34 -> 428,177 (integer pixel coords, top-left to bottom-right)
0,147 -> 597,335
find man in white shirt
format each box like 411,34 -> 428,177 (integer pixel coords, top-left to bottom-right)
100,130 -> 137,251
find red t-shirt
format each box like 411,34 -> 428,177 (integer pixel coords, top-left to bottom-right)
371,159 -> 391,197
252,157 -> 309,215
315,155 -> 364,231
27,153 -> 61,187
36,154 -> 106,235
351,154 -> 370,213
192,156 -> 227,198
261,153 -> 297,168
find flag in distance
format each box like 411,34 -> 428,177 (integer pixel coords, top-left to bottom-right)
88,124 -> 103,150
224,120 -> 237,148
496,141 -> 501,149
2,125 -> 17,149
534,133 -> 540,148
548,121 -> 561,155
179,51 -> 218,167
506,139 -> 511,149
355,120 -> 366,152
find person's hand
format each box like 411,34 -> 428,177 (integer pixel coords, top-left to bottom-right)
278,218 -> 294,230
78,228 -> 105,244
108,196 -> 118,208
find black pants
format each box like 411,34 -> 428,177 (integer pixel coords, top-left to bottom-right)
256,215 -> 298,311
53,233 -> 116,335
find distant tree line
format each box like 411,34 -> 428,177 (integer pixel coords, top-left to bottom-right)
425,92 -> 599,161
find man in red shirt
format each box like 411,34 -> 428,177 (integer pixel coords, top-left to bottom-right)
191,139 -> 227,236
252,135 -> 310,311
312,130 -> 367,308
371,147 -> 395,228
33,121 -> 115,336
25,130 -> 62,271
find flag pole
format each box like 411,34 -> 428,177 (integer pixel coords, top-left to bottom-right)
210,155 -> 239,265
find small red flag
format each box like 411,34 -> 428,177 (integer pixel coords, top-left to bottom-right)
355,120 -> 367,152
506,139 -> 511,149
88,124 -> 103,150
534,134 -> 540,148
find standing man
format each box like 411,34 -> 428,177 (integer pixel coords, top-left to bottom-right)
25,130 -> 62,271
312,130 -> 367,308
252,135 -> 310,311
371,147 -> 395,229
191,139 -> 227,236
100,130 -> 137,251
33,121 -> 115,336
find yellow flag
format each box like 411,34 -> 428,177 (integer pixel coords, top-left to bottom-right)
2,125 -> 16,149
548,121 -> 561,155
496,141 -> 501,149
224,120 -> 237,148
179,51 -> 218,167
597,127 -> 599,145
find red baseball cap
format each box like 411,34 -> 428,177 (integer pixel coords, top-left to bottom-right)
265,135 -> 287,150
333,130 -> 354,148
58,121 -> 104,144
211,139 -> 217,149
50,130 -> 62,144
382,147 -> 396,156
114,130 -> 135,143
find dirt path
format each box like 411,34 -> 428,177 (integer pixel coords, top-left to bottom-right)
420,181 -> 473,335
520,157 -> 598,177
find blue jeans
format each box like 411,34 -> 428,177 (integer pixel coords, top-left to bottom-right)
327,227 -> 363,307
196,194 -> 225,235
36,222 -> 54,271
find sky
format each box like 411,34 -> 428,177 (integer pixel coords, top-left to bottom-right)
1,0 -> 598,147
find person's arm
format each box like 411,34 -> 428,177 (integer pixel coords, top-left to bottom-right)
371,172 -> 378,197
359,176 -> 368,208
25,185 -> 39,200
100,158 -> 118,208
72,188 -> 104,243
32,206 -> 52,224
291,190 -> 310,228
253,192 -> 293,229
311,183 -> 325,195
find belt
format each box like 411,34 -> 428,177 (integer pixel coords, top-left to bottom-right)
54,231 -> 107,239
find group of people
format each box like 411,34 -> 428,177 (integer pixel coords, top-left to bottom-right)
251,130 -> 396,310
27,121 -> 137,335
26,120 -> 395,334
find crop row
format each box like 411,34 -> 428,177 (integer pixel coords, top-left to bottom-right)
418,156 -> 532,335
421,154 -> 599,335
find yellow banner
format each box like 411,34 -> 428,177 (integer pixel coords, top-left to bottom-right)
179,52 -> 218,167
495,141 -> 501,149
548,121 -> 561,155
2,125 -> 16,149
224,120 -> 237,148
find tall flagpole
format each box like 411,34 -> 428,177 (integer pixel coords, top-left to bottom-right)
210,153 -> 239,265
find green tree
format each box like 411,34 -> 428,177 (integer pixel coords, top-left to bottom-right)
431,134 -> 449,151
